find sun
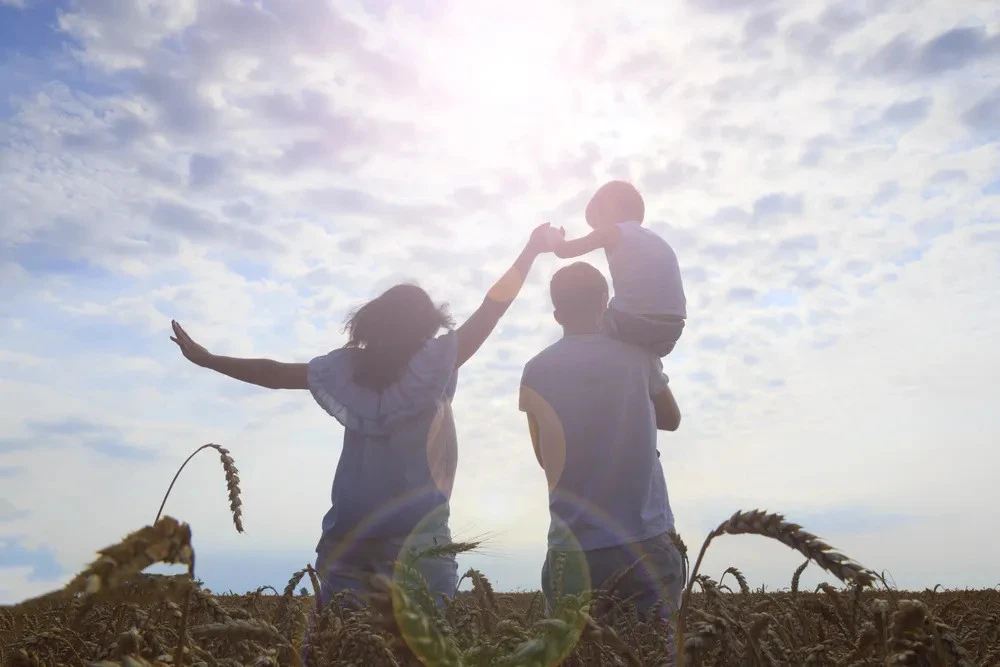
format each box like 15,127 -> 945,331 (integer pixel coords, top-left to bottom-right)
412,5 -> 577,152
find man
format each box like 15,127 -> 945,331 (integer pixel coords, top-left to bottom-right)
519,261 -> 684,656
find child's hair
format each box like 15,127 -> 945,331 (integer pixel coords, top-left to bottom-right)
585,180 -> 645,229
343,283 -> 455,392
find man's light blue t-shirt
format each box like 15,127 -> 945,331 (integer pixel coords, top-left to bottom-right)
519,333 -> 674,552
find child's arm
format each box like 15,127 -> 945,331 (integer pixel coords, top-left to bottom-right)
552,225 -> 621,259
169,320 -> 309,390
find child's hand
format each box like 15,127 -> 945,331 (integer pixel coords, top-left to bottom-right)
527,222 -> 562,255
545,225 -> 566,249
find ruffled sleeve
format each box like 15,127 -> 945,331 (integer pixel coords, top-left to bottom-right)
307,331 -> 459,435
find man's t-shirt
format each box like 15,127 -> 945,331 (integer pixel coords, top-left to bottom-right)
519,333 -> 674,552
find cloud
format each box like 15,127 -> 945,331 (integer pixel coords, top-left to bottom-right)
961,88 -> 1000,136
799,134 -> 837,167
918,27 -> 1000,75
927,169 -> 969,187
871,181 -> 900,206
753,193 -> 803,221
864,26 -> 1000,78
773,234 -> 819,261
689,370 -> 717,385
743,11 -> 779,45
726,287 -> 758,303
817,3 -> 867,35
188,153 -> 227,190
0,498 -> 26,521
971,229 -> 1000,244
697,335 -> 731,351
1,0 -> 999,604
881,97 -> 932,125
0,539 -> 63,580
643,160 -> 700,190
1,418 -> 157,461
690,0 -> 777,13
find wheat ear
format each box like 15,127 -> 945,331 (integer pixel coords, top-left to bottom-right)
719,566 -> 750,595
155,443 -> 243,534
675,509 -> 874,667
190,619 -> 290,646
19,516 -> 194,612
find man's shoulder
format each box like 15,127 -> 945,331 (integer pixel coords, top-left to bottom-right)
521,339 -> 565,378
523,334 -> 655,375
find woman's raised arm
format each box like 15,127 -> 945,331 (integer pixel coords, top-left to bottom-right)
169,320 -> 309,390
454,223 -> 555,368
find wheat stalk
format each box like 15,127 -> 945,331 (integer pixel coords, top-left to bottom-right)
155,443 -> 243,534
676,509 -> 874,667
12,517 -> 195,614
189,619 -> 290,645
791,559 -> 809,594
8,506 -> 1000,665
719,566 -> 750,595
374,574 -> 463,667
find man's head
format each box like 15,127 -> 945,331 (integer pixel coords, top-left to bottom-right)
585,180 -> 645,230
550,262 -> 609,334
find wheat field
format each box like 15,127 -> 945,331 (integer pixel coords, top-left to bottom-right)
2,445 -> 996,666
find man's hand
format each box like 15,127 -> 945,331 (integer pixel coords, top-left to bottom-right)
652,384 -> 681,431
170,320 -> 214,368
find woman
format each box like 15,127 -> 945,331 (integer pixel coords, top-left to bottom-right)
169,223 -> 556,608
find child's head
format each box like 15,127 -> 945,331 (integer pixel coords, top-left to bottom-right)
344,283 -> 454,391
585,180 -> 645,230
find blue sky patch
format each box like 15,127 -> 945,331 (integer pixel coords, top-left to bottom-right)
0,538 -> 64,581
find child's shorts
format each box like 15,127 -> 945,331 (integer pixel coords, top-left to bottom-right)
602,306 -> 685,357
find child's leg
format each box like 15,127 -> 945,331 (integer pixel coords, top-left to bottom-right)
602,306 -> 685,357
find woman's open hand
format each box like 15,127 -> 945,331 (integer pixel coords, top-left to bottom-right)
170,320 -> 214,368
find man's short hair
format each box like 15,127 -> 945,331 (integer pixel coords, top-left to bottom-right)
550,262 -> 609,320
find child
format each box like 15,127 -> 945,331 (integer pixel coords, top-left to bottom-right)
551,180 -> 686,357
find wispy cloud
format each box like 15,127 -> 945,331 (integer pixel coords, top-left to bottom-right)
1,0 -> 999,603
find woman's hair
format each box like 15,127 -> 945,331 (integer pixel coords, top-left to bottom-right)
343,283 -> 455,392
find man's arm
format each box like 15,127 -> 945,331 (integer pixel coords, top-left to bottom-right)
552,226 -> 620,259
525,412 -> 544,467
519,382 -> 545,468
652,384 -> 681,431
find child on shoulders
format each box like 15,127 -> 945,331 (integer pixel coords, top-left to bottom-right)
551,180 -> 686,357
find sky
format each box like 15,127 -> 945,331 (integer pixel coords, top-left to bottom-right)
1,0 -> 999,604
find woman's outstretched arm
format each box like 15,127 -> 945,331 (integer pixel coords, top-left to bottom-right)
169,320 -> 308,390
455,223 -> 555,368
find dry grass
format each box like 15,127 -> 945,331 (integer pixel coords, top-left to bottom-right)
2,445 -> 996,666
